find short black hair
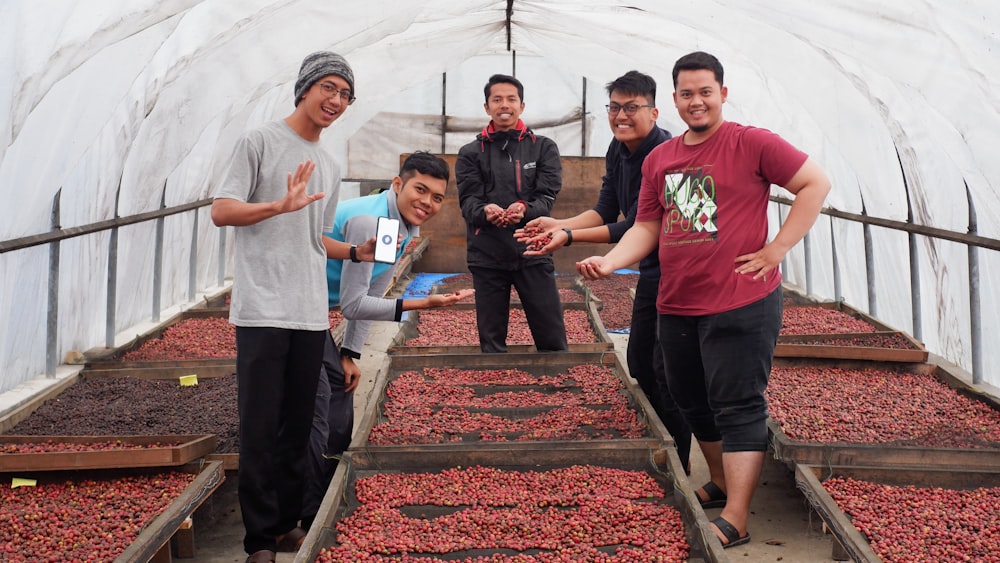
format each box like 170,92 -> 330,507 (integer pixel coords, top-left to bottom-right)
605,70 -> 656,104
483,74 -> 524,103
400,151 -> 450,184
672,51 -> 724,88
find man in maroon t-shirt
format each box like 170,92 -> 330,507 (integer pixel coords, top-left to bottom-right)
576,51 -> 830,550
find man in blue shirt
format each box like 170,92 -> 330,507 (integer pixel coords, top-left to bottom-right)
295,151 -> 473,539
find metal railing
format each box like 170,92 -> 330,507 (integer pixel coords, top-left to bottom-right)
3,189 -> 995,384
772,195 -> 997,385
1,190 -> 216,377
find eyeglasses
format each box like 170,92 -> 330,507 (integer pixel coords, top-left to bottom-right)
605,103 -> 654,116
316,81 -> 355,105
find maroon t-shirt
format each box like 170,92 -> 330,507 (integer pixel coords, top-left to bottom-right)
636,121 -> 807,316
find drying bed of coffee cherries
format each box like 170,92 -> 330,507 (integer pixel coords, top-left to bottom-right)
780,306 -> 878,335
1,439 -> 180,454
404,309 -> 597,347
367,365 -> 647,445
118,309 -> 343,362
315,464 -> 690,562
822,476 -> 1000,563
0,470 -> 196,562
791,333 -> 919,350
767,366 -> 1000,447
432,274 -> 581,296
7,375 -> 239,454
121,317 -> 235,361
580,274 -> 638,331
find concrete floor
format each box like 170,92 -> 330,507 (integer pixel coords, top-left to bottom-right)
181,325 -> 844,563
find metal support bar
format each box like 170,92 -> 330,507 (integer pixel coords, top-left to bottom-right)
908,232 -> 922,341
830,219 -> 842,302
771,194 -> 1000,251
188,209 -> 199,302
776,204 -> 788,277
1,198 -> 212,254
440,73 -> 447,154
217,226 -> 227,287
152,189 -> 166,322
46,191 -> 61,377
968,188 -> 982,384
106,226 -> 119,348
581,77 -> 587,157
863,223 -> 877,317
804,231 -> 813,296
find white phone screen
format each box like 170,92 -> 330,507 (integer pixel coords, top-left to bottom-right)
374,216 -> 399,264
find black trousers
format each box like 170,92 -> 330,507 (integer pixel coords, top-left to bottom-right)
301,331 -> 354,529
628,275 -> 692,470
469,263 -> 567,353
658,287 -> 782,452
235,326 -> 324,554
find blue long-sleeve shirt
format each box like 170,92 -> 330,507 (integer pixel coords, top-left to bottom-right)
325,188 -> 415,355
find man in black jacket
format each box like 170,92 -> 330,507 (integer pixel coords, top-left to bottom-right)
456,73 -> 568,353
515,71 -> 692,471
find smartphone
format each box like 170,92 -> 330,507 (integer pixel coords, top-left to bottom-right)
374,216 -> 400,264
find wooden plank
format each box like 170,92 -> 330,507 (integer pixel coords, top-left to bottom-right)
386,350 -> 619,371
0,434 -> 217,472
170,516 -> 195,558
187,288 -> 231,310
204,453 -> 238,472
82,364 -> 236,380
431,273 -> 585,294
85,357 -> 235,370
774,341 -> 928,362
769,417 -> 1000,471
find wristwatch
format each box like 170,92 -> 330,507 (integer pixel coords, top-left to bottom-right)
562,228 -> 573,247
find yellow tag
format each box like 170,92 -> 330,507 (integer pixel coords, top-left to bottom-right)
11,478 -> 36,488
179,374 -> 198,387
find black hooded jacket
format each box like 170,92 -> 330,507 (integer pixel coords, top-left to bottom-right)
456,119 -> 562,270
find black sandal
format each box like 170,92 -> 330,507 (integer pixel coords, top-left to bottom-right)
712,515 -> 750,548
697,481 -> 727,509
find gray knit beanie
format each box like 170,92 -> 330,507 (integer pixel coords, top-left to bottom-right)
294,51 -> 355,106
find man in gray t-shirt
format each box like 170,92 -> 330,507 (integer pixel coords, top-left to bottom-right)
211,51 -> 372,563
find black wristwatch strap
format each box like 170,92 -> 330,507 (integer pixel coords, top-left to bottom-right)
349,245 -> 361,263
562,228 -> 573,247
340,347 -> 361,359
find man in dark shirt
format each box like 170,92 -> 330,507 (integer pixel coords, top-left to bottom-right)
456,74 -> 567,353
516,70 -> 692,471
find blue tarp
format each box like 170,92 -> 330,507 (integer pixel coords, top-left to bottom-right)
403,273 -> 460,298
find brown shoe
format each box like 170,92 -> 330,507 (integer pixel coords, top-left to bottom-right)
246,549 -> 275,563
275,526 -> 307,552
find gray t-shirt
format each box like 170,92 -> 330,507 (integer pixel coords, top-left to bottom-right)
215,120 -> 340,330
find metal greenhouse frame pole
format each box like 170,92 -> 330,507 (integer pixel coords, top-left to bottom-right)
968,188 -> 982,385
46,191 -> 61,377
